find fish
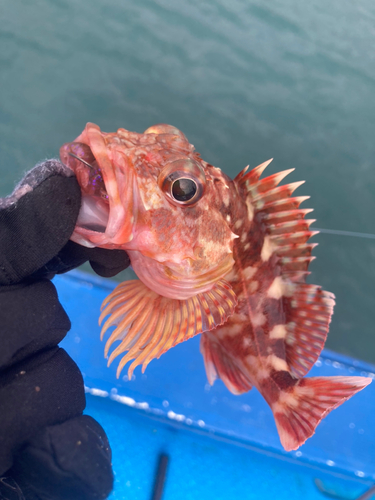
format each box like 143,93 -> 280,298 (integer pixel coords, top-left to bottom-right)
60,122 -> 371,451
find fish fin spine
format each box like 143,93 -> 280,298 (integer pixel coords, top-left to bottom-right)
100,279 -> 238,378
200,333 -> 253,394
235,160 -> 335,375
284,284 -> 335,377
273,376 -> 371,451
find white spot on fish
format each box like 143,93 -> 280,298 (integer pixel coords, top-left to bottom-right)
268,354 -> 289,371
272,391 -> 298,413
253,312 -> 266,327
243,337 -> 252,347
235,219 -> 243,229
241,233 -> 247,243
248,281 -> 259,293
244,243 -> 250,250
269,324 -> 287,339
246,198 -> 254,221
204,360 -> 217,385
226,214 -> 231,222
261,236 -> 274,261
222,324 -> 242,337
243,266 -> 257,280
224,268 -> 238,281
246,355 -> 269,379
267,276 -> 285,299
231,312 -> 249,322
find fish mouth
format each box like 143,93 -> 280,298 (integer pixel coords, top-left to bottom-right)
60,141 -> 110,234
60,123 -> 136,248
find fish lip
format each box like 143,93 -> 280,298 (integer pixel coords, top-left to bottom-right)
60,141 -> 108,202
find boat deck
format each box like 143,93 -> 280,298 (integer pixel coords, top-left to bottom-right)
56,270 -> 375,500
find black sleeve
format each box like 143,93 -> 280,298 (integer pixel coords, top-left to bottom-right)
0,161 -> 129,500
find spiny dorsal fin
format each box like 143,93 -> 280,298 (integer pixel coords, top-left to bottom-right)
234,159 -> 318,279
234,160 -> 334,377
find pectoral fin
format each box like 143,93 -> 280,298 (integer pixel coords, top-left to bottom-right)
99,279 -> 237,378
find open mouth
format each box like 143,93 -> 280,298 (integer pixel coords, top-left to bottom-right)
60,141 -> 109,233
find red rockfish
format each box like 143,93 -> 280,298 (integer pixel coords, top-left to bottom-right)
60,123 -> 371,451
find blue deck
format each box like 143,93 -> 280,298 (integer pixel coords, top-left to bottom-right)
56,270 -> 375,500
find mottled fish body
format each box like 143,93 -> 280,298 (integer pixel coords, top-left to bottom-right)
60,123 -> 371,451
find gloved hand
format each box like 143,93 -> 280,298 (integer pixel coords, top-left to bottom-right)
0,160 -> 130,500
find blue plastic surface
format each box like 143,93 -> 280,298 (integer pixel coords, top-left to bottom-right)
56,270 -> 375,498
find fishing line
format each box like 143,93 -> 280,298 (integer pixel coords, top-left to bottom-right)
315,228 -> 375,240
68,152 -> 95,170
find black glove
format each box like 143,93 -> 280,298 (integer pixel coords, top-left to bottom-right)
0,160 -> 130,500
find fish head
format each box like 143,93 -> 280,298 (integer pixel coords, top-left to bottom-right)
60,123 -> 237,299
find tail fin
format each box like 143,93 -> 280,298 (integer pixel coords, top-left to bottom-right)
273,376 -> 371,451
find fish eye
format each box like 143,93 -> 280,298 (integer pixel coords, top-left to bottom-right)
158,159 -> 206,206
171,178 -> 197,202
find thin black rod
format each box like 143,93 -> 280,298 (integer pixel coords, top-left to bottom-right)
150,453 -> 169,500
356,485 -> 375,500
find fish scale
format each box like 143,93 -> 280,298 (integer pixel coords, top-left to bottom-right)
60,122 -> 371,451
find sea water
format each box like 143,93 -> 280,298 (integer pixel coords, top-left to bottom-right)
0,0 -> 374,363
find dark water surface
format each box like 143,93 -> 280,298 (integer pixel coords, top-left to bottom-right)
1,0 -> 374,362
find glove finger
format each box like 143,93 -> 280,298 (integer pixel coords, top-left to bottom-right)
6,415 -> 113,500
0,348 -> 85,476
0,280 -> 70,371
31,241 -> 130,279
0,170 -> 81,285
89,247 -> 131,278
